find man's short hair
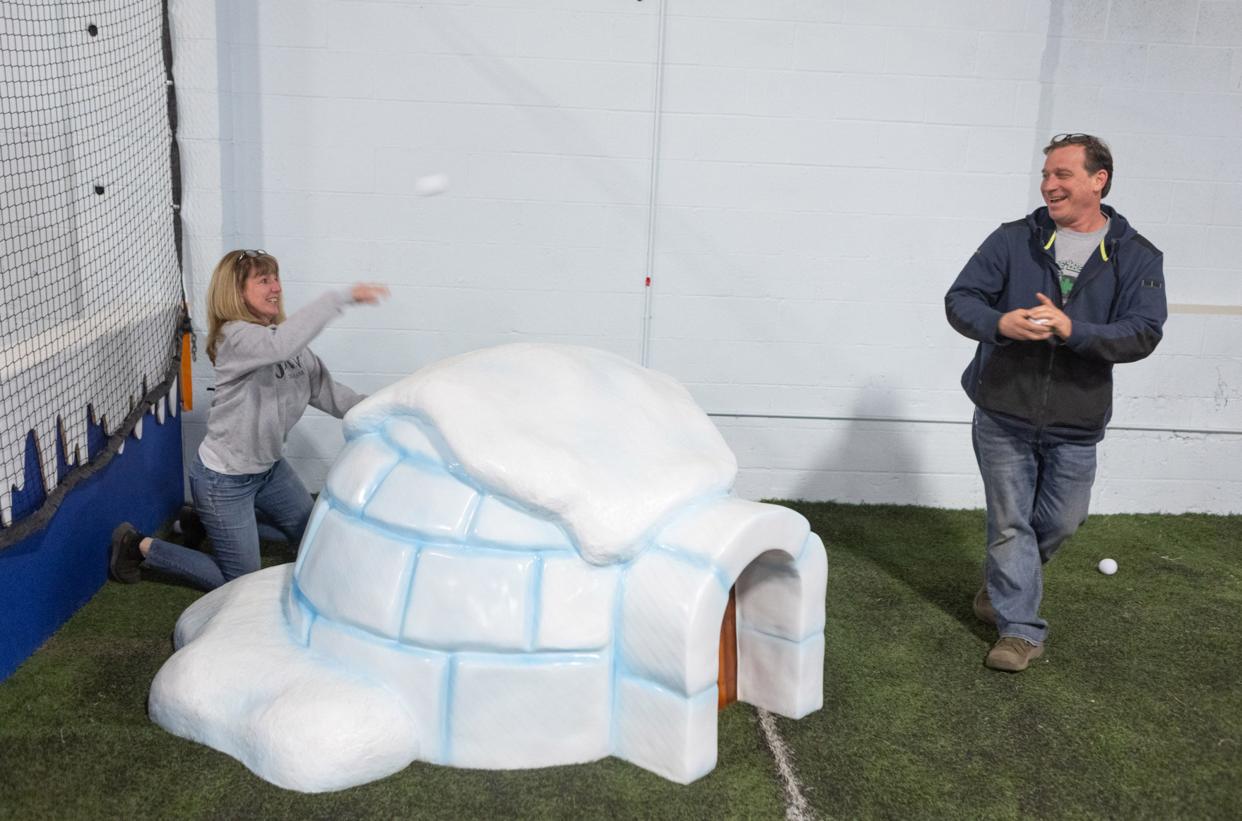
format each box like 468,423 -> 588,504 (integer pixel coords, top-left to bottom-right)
1044,133 -> 1113,198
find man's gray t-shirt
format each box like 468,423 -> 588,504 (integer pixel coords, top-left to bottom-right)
1054,218 -> 1109,299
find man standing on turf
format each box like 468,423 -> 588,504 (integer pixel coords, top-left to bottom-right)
945,133 -> 1167,672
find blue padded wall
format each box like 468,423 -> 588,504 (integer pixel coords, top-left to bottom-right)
0,402 -> 183,681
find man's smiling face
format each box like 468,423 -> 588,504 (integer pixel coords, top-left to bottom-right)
1041,144 -> 1108,232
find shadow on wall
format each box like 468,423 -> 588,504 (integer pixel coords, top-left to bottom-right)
794,391 -> 990,641
173,1 -> 262,502
221,0 -> 262,246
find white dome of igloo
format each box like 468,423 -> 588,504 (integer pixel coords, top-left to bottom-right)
149,343 -> 827,793
344,342 -> 739,565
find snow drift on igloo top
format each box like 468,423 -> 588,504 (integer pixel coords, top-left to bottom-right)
344,343 -> 739,565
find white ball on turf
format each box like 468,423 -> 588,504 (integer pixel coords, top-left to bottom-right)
413,173 -> 449,196
1098,557 -> 1118,575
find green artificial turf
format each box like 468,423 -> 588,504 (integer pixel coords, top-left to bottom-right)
782,504 -> 1242,820
2,504 -> 1239,819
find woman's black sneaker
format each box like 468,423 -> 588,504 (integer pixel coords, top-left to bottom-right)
109,523 -> 144,584
176,505 -> 207,549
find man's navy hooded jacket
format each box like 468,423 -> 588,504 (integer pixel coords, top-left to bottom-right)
945,205 -> 1167,444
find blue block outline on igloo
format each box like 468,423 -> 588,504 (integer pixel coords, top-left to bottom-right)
289,409 -> 825,783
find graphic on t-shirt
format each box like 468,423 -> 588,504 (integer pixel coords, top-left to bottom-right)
1058,259 -> 1082,297
1053,218 -> 1108,300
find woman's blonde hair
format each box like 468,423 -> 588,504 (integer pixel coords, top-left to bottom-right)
205,249 -> 284,364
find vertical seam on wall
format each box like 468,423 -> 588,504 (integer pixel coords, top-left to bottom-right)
640,0 -> 670,368
1031,0 -> 1063,202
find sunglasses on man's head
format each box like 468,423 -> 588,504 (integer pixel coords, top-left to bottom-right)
1050,133 -> 1095,145
236,249 -> 267,264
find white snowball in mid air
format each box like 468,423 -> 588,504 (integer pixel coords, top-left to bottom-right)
413,173 -> 449,196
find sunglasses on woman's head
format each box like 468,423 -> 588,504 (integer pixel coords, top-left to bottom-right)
236,249 -> 267,264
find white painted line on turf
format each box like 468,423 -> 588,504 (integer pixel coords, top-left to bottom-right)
757,707 -> 814,821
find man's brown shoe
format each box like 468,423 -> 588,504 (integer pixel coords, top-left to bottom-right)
985,636 -> 1044,672
973,586 -> 997,625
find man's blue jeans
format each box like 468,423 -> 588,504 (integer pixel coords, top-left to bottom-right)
972,409 -> 1097,645
143,456 -> 315,591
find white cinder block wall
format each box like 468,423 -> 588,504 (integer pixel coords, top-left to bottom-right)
170,0 -> 1242,514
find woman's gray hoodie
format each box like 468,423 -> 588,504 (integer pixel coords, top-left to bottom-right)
198,290 -> 363,474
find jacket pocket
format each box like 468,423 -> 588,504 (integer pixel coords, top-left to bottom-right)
1045,354 -> 1112,430
974,343 -> 1048,422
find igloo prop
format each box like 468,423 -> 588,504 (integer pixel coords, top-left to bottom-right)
149,343 -> 827,792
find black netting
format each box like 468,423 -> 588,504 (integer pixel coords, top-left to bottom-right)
0,0 -> 182,538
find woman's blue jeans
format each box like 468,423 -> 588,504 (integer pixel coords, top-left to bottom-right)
142,456 -> 315,591
972,409 -> 1097,645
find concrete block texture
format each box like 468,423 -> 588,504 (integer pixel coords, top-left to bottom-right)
169,0 -> 1242,514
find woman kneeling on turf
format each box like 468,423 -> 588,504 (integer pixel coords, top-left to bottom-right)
109,249 -> 388,591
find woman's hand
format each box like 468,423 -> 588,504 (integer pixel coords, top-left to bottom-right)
351,283 -> 390,305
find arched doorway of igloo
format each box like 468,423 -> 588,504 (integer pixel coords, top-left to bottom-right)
613,497 -> 827,782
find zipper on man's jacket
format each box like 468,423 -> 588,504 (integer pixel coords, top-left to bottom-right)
1034,246 -> 1061,431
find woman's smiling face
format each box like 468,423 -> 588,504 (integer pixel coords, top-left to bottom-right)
242,266 -> 282,324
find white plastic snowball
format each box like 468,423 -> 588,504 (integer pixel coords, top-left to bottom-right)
1098,558 -> 1118,575
413,173 -> 449,196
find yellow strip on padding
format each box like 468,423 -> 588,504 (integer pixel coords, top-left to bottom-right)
1099,239 -> 1109,261
1044,231 -> 1056,250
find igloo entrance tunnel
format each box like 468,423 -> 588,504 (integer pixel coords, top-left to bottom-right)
150,343 -> 827,792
